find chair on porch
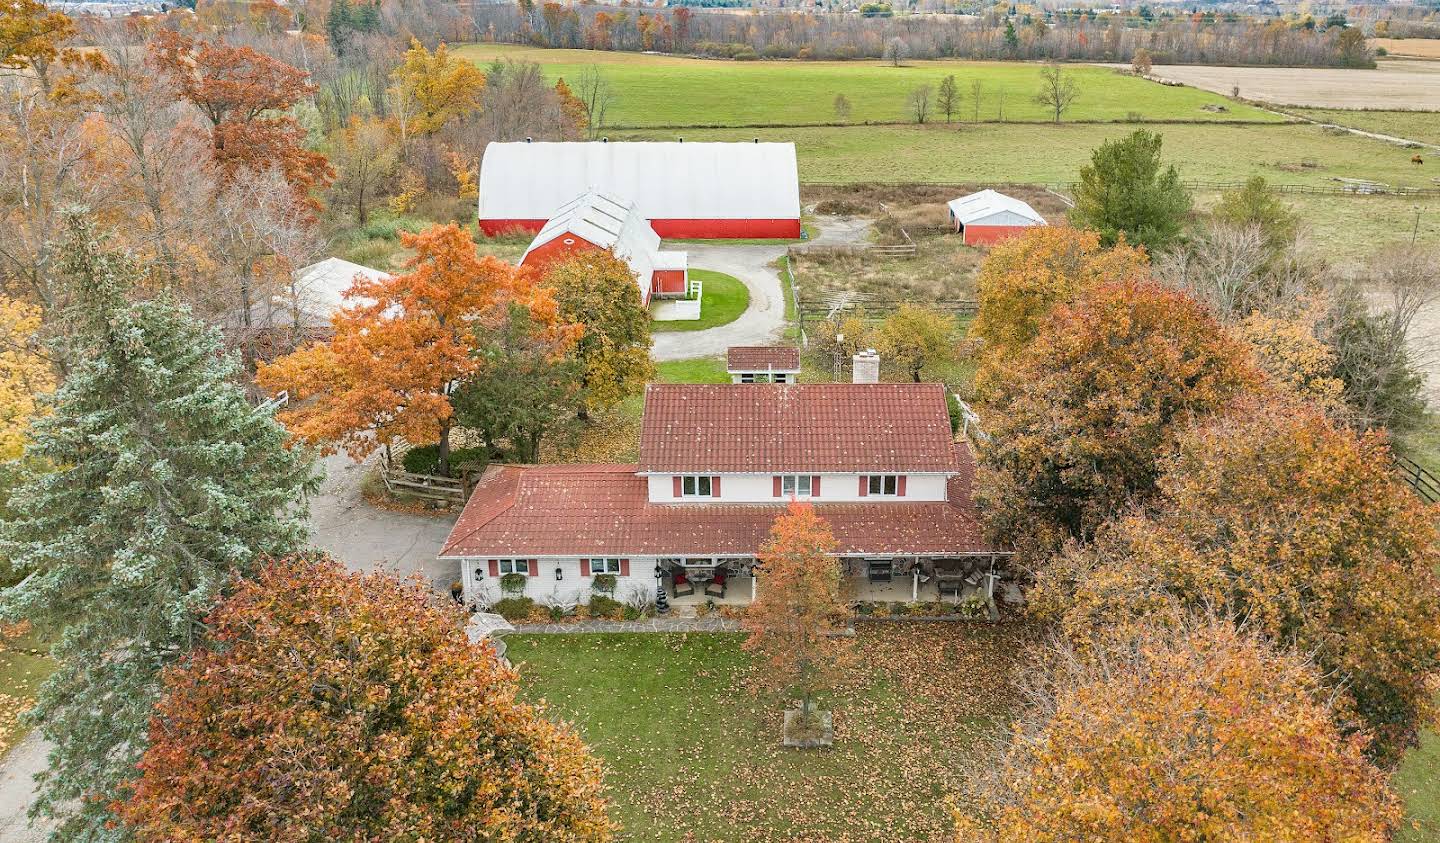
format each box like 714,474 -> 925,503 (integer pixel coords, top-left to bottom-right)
704,569 -> 728,598
672,570 -> 695,598
867,560 -> 893,583
936,574 -> 964,598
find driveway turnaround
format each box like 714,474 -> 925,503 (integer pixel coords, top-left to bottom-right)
650,242 -> 788,361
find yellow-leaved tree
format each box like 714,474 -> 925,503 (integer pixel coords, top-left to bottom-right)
0,295 -> 54,460
390,39 -> 486,137
542,251 -> 653,417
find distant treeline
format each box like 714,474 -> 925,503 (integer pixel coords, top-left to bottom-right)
478,4 -> 1373,68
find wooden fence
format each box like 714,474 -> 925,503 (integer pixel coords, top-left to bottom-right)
1393,454 -> 1440,505
379,465 -> 470,505
796,295 -> 978,333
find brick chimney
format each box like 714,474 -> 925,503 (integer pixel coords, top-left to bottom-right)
852,349 -> 880,384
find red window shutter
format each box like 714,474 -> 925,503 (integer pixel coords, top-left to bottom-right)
488,559 -> 499,577
859,476 -> 868,496
673,476 -> 682,497
619,558 -> 630,576
773,476 -> 782,497
528,559 -> 539,576
898,476 -> 907,497
712,476 -> 721,496
580,558 -> 590,577
811,475 -> 821,496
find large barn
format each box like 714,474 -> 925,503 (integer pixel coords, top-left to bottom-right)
478,141 -> 801,239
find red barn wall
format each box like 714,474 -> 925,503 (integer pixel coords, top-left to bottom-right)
518,232 -> 603,273
963,224 -> 1036,247
651,269 -> 688,296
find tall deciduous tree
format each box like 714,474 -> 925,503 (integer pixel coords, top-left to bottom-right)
0,0 -> 73,92
454,302 -> 582,463
957,620 -> 1400,842
743,503 -> 851,725
1213,175 -> 1301,258
970,226 -> 1149,382
149,31 -> 332,205
327,115 -> 398,225
390,38 -> 486,137
874,303 -> 955,382
1032,396 -> 1440,762
976,278 -> 1258,556
257,223 -> 560,475
543,251 -> 654,417
0,294 -> 52,460
1034,61 -> 1079,123
935,74 -> 958,122
0,219 -> 317,841
1071,128 -> 1190,251
117,557 -> 616,842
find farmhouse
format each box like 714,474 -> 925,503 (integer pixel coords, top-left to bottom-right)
947,189 -> 1046,246
478,140 -> 802,239
727,346 -> 801,383
440,362 -> 1006,609
518,191 -> 690,306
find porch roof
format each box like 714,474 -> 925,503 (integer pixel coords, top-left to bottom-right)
439,446 -> 994,559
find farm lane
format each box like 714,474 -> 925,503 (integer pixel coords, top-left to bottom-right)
0,734 -> 54,843
651,241 -> 788,360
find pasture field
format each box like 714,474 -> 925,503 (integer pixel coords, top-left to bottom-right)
619,122 -> 1436,189
456,44 -> 1281,126
1134,59 -> 1440,109
1285,107 -> 1440,147
1372,38 -> 1440,60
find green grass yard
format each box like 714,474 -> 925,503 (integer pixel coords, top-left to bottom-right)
0,628 -> 53,759
505,623 -> 1038,842
457,45 -> 1281,127
651,270 -> 749,332
1286,107 -> 1440,147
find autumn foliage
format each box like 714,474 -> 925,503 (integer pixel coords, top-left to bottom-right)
970,226 -> 1149,380
1031,395 -> 1440,761
256,223 -> 569,473
743,502 -> 852,719
543,250 -> 654,415
117,556 -> 615,841
390,39 -> 486,137
957,620 -> 1400,842
0,295 -> 53,460
976,277 -> 1259,555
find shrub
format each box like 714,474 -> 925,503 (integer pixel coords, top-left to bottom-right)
586,595 -> 622,619
947,392 -> 963,434
621,605 -> 640,621
547,604 -> 568,621
492,597 -> 536,622
401,444 -> 489,478
499,573 -> 527,596
732,48 -> 759,61
956,595 -> 988,619
357,215 -> 428,241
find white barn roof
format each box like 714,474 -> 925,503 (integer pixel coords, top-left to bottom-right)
261,257 -> 390,328
479,141 -> 801,222
522,191 -> 665,301
947,190 -> 1046,227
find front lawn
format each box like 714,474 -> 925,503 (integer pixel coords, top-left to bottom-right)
0,626 -> 54,759
651,270 -> 750,333
505,622 -> 1039,842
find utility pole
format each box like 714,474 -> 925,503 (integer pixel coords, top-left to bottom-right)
1413,206 -> 1422,246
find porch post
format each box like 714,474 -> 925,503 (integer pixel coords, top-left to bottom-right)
751,565 -> 758,602
911,563 -> 918,601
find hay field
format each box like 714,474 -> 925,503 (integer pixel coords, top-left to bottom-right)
1372,38 -> 1440,59
1132,60 -> 1440,109
456,44 -> 1281,126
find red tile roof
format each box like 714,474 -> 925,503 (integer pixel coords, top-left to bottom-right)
638,383 -> 959,474
726,346 -> 801,372
439,446 -> 993,558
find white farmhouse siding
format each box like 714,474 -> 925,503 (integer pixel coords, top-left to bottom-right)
478,141 -> 802,239
645,473 -> 949,503
460,555 -> 660,608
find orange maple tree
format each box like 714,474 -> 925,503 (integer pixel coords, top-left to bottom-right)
1032,394 -> 1440,762
149,31 -> 331,204
256,223 -> 569,475
956,619 -> 1400,842
742,502 -> 852,723
116,556 -> 616,842
975,277 -> 1259,556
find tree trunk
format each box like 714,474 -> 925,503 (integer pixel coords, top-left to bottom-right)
437,420 -> 453,477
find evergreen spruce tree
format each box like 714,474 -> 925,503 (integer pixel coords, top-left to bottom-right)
0,218 -> 319,841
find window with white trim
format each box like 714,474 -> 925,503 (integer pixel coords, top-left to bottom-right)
867,475 -> 900,496
590,558 -> 623,574
681,475 -> 715,497
781,474 -> 813,497
497,559 -> 529,575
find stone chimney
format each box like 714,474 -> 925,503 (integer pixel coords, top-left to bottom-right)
852,349 -> 880,384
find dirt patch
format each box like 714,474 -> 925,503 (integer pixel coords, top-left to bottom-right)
804,183 -> 1071,233
792,233 -> 984,303
1372,39 -> 1440,60
1129,60 -> 1440,109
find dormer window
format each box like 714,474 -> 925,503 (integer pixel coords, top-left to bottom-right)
862,475 -> 905,496
781,474 -> 813,497
678,475 -> 720,498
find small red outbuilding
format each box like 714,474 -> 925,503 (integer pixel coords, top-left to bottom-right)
947,190 -> 1047,247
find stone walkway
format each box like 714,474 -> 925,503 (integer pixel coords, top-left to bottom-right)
509,616 -> 741,634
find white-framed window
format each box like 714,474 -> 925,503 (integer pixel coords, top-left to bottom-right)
497,559 -> 529,576
867,475 -> 900,496
781,474 -> 813,497
681,475 -> 715,497
590,558 -> 623,575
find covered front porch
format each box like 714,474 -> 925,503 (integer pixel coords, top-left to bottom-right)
658,554 -> 1011,613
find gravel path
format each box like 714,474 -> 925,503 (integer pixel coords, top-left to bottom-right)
650,242 -> 788,361
0,734 -> 54,843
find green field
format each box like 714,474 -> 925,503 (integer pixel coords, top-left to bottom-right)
1287,107 -> 1440,147
616,122 -> 1437,188
457,44 -> 1282,127
506,624 -> 1037,842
